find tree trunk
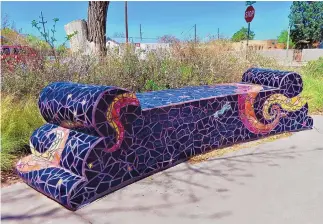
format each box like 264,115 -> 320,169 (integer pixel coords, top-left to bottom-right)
87,1 -> 109,56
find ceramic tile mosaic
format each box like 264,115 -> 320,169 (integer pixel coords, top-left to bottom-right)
16,68 -> 313,210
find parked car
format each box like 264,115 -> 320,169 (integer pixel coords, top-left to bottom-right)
1,45 -> 43,71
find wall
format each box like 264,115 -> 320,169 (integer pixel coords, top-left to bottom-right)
106,40 -> 119,49
232,39 -> 279,51
257,50 -> 294,62
135,43 -> 170,60
302,49 -> 323,61
257,49 -> 323,63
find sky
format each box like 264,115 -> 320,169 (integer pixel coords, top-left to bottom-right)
1,1 -> 292,45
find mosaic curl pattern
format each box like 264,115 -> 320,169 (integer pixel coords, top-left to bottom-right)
16,68 -> 313,210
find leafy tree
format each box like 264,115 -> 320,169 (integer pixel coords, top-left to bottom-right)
289,1 -> 323,48
277,30 -> 295,49
231,27 -> 255,42
158,35 -> 180,44
245,1 -> 256,6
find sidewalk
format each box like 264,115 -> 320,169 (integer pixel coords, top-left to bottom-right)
2,116 -> 323,224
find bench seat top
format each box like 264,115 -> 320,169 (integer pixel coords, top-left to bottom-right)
136,83 -> 278,109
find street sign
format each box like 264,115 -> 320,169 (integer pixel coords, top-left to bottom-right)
245,6 -> 255,23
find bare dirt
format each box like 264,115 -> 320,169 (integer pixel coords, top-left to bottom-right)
1,170 -> 22,188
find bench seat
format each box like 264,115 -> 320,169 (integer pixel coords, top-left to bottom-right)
16,68 -> 313,210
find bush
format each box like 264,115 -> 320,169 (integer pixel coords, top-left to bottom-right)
1,41 -> 283,98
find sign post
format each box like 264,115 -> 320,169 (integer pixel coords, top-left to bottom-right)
247,22 -> 251,49
244,5 -> 255,58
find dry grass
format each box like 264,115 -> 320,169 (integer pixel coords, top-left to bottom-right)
1,41 -> 283,98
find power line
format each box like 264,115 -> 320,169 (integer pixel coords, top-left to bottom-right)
180,25 -> 195,38
112,36 -> 159,40
180,25 -> 189,35
111,34 -> 168,41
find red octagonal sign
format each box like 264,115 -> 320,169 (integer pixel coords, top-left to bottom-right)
245,6 -> 255,23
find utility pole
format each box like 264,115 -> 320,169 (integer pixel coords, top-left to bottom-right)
218,28 -> 220,40
140,24 -> 142,41
194,24 -> 197,43
246,22 -> 250,49
125,1 -> 128,43
286,25 -> 290,52
246,22 -> 250,59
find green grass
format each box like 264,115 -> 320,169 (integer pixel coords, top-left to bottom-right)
302,76 -> 323,113
1,95 -> 45,171
301,57 -> 323,113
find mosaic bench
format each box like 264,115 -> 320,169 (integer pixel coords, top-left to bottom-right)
16,68 -> 313,210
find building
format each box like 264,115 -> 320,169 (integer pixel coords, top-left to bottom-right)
134,43 -> 170,60
232,39 -> 284,51
135,43 -> 170,51
106,37 -> 120,49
